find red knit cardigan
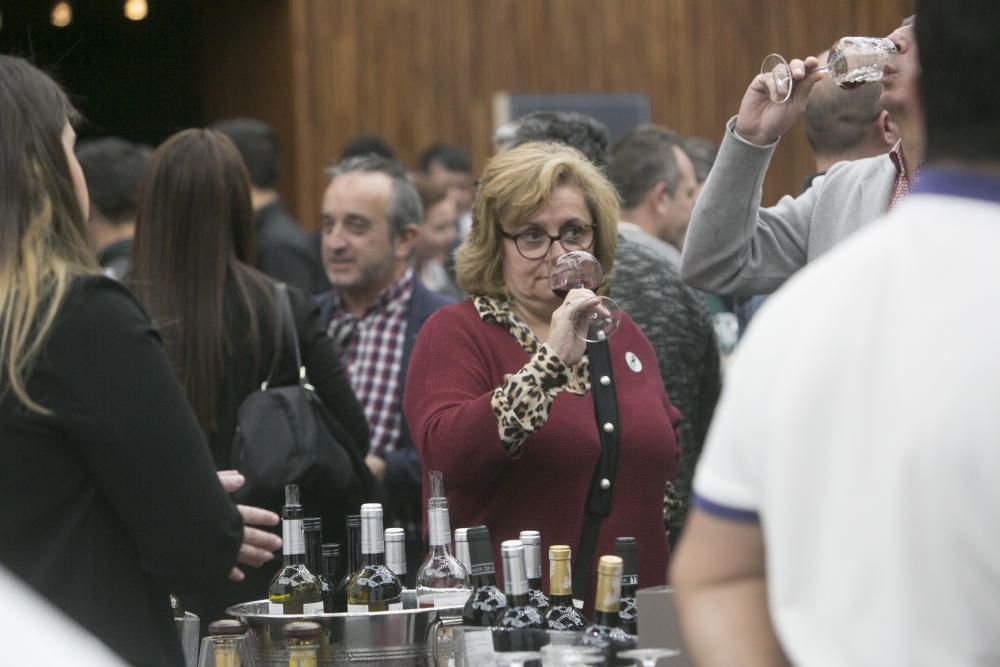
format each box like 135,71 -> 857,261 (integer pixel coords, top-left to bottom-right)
403,300 -> 681,611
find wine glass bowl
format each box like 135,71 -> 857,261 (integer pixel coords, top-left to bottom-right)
760,36 -> 898,103
549,251 -> 622,342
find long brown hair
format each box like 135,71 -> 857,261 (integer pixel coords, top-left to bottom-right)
130,129 -> 274,431
0,56 -> 99,413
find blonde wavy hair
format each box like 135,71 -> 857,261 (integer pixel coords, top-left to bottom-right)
0,56 -> 98,413
456,141 -> 619,298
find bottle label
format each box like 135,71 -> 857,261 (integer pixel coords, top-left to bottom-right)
622,574 -> 638,586
268,601 -> 284,615
347,602 -> 404,614
469,563 -> 495,577
463,629 -> 496,664
284,519 -> 305,555
302,601 -> 325,615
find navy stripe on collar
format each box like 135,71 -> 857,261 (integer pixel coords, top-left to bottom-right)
913,167 -> 1000,205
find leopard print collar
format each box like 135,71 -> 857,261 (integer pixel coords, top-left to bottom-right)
473,295 -> 590,392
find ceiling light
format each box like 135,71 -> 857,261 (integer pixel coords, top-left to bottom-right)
124,0 -> 148,21
51,2 -> 72,28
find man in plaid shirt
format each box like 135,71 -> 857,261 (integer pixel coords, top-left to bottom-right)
316,154 -> 453,581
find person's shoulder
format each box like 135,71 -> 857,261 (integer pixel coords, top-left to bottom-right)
50,274 -> 152,347
821,151 -> 894,184
422,299 -> 476,327
411,277 -> 457,313
256,202 -> 311,249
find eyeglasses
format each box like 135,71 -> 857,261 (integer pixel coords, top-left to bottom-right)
499,224 -> 596,260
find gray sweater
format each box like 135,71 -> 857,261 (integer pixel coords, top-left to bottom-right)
681,118 -> 897,296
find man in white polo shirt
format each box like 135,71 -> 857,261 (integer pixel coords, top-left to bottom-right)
672,1 -> 1000,665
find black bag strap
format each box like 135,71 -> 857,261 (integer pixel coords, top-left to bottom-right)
262,283 -> 309,390
572,339 -> 621,607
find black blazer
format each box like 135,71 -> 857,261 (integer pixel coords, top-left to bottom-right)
0,276 -> 243,667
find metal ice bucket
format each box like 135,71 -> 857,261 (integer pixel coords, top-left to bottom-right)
227,591 -> 463,666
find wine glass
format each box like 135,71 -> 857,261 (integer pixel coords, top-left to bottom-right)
618,647 -> 681,666
760,36 -> 898,103
549,250 -> 622,342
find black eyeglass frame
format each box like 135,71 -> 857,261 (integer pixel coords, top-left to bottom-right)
498,224 -> 597,260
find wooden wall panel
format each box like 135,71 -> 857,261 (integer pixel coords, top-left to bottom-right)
198,0 -> 911,226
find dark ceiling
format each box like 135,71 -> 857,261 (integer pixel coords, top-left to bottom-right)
0,0 -> 200,145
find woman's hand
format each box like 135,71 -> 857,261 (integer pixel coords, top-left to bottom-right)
546,287 -> 604,366
217,470 -> 283,582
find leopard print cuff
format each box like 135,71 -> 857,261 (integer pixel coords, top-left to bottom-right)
491,343 -> 579,456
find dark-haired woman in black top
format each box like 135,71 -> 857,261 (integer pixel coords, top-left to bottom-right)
129,128 -> 372,626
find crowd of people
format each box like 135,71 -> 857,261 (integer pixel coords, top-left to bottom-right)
1,0 -> 998,664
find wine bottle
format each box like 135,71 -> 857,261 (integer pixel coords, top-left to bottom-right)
283,620 -> 322,667
303,517 -> 323,580
346,503 -> 403,612
207,619 -> 246,667
614,537 -> 638,635
454,527 -> 472,573
416,497 -> 471,608
496,540 -> 547,652
333,515 -> 361,613
581,555 -> 637,665
267,485 -> 323,614
385,527 -> 408,582
320,543 -> 342,613
461,525 -> 507,627
518,530 -> 550,614
543,545 -> 587,630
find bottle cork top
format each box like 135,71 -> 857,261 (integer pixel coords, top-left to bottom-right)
597,555 -> 623,576
208,619 -> 246,636
549,545 -> 571,560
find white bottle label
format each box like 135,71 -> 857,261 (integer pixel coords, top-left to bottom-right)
283,519 -> 305,555
268,601 -> 284,615
302,601 -> 325,615
347,602 -> 404,614
463,629 -> 496,666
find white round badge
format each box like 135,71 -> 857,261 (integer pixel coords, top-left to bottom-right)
625,351 -> 643,373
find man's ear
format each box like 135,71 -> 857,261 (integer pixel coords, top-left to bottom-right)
879,110 -> 901,148
393,224 -> 420,260
644,181 -> 669,212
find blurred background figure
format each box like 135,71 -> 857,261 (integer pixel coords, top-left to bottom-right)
129,128 -> 370,626
413,174 -> 462,299
340,134 -> 398,161
682,136 -> 717,202
418,143 -> 476,238
75,137 -> 150,280
212,117 -> 329,295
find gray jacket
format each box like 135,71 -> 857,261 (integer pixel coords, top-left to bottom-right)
681,118 -> 897,296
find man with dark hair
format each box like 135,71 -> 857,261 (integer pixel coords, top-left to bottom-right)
674,3 -> 1000,664
315,154 -> 452,581
76,137 -> 149,279
418,143 -> 475,235
608,124 -> 698,269
211,117 -> 328,294
681,17 -> 922,297
509,111 -> 721,548
803,54 -> 898,190
339,134 -> 397,161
